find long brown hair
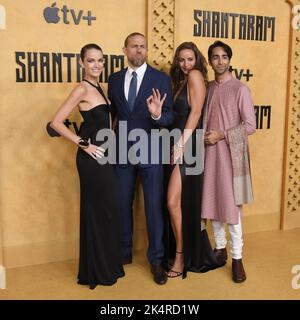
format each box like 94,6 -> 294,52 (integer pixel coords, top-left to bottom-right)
170,42 -> 208,94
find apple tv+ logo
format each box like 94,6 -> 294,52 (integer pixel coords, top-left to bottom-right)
43,2 -> 96,25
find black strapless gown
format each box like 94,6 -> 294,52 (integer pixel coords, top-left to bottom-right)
76,81 -> 124,287
163,83 -> 222,277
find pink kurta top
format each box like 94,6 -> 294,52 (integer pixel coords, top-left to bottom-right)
201,75 -> 256,224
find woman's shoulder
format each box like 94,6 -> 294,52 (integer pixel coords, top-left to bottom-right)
64,82 -> 88,103
187,69 -> 205,85
71,82 -> 88,96
188,69 -> 204,79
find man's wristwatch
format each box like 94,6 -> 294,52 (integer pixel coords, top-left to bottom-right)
78,138 -> 90,149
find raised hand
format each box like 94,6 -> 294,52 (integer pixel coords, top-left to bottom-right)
146,88 -> 167,118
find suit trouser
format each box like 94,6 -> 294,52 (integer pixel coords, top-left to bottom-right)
115,164 -> 164,266
211,210 -> 243,260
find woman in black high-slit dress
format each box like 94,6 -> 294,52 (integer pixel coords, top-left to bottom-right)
51,44 -> 124,289
164,42 -> 222,278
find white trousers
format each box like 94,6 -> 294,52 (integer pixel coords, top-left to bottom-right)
211,211 -> 243,260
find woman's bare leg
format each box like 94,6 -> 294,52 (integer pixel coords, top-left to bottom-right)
166,165 -> 184,276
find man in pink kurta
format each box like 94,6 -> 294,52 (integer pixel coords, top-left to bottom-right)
202,41 -> 256,283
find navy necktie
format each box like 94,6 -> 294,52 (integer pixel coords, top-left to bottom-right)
128,71 -> 137,111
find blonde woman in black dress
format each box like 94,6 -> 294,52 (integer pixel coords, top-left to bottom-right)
51,44 -> 124,289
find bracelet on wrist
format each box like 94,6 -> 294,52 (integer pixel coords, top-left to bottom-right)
78,138 -> 90,149
176,142 -> 184,148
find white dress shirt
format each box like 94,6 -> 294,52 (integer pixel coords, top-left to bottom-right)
124,63 -> 147,100
124,62 -> 161,120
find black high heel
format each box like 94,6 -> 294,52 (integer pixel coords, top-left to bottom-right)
167,251 -> 184,278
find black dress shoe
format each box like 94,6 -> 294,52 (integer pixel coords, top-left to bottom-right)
232,259 -> 246,283
151,265 -> 168,285
122,256 -> 132,265
214,248 -> 228,265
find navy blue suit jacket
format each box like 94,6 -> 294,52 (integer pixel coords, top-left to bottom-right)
108,64 -> 173,166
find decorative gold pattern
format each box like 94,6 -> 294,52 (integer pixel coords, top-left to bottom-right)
282,0 -> 300,228
147,0 -> 300,227
147,0 -> 175,72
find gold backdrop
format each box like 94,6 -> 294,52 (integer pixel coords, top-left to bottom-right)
175,0 -> 290,232
0,0 -> 299,269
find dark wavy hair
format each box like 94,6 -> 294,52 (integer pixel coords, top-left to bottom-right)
80,43 -> 103,61
208,41 -> 232,61
170,42 -> 208,93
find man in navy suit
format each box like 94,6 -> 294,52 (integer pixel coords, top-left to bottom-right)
108,32 -> 173,285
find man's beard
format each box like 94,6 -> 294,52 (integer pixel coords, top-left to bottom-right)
129,57 -> 146,67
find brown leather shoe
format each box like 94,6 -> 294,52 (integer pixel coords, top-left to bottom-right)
151,265 -> 168,285
232,259 -> 246,283
214,248 -> 228,265
122,256 -> 132,265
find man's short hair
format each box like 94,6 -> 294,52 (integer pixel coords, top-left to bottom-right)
124,32 -> 146,47
208,41 -> 233,61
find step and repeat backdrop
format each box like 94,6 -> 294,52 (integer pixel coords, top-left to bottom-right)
0,0 -> 293,267
173,0 -> 290,233
0,0 -> 147,267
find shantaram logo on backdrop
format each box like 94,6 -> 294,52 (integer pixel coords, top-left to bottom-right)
15,51 -> 124,83
15,51 -> 272,130
193,9 -> 275,41
43,2 -> 96,25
